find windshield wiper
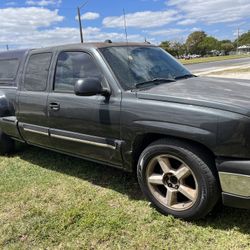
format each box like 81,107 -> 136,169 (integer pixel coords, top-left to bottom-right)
135,78 -> 176,89
175,74 -> 196,80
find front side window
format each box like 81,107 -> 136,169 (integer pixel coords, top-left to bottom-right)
54,52 -> 101,92
100,46 -> 191,90
0,59 -> 19,80
24,53 -> 52,91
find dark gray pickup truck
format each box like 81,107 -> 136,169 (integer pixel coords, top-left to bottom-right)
0,42 -> 250,220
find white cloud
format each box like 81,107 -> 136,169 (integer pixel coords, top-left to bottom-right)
26,0 -> 62,6
0,7 -> 63,32
103,10 -> 180,28
149,28 -> 186,36
76,12 -> 100,21
177,19 -> 196,26
167,0 -> 250,24
0,7 -> 145,50
190,27 -> 202,32
0,7 -> 63,48
1,26 -> 145,49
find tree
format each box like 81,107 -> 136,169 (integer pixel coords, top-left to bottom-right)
168,42 -> 186,57
235,31 -> 250,46
160,41 -> 186,57
185,31 -> 207,54
198,36 -> 220,55
220,42 -> 234,54
160,41 -> 172,53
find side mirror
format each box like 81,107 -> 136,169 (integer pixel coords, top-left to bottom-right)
74,77 -> 110,96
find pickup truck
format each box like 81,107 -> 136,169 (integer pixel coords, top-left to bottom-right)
0,42 -> 250,220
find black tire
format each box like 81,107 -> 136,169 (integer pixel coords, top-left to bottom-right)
0,129 -> 15,155
137,139 -> 220,220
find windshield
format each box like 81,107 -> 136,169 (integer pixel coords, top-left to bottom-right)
100,46 -> 192,90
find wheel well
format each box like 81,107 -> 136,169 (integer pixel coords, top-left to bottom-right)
132,133 -> 215,173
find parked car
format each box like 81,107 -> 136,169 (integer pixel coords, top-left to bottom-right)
0,42 -> 250,220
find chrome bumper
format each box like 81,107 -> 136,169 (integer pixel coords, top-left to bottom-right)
219,172 -> 250,197
218,160 -> 250,209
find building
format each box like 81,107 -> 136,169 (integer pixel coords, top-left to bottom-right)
238,45 -> 250,54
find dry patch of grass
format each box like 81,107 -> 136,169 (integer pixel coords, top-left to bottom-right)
1,146 -> 250,249
180,55 -> 250,65
209,67 -> 250,75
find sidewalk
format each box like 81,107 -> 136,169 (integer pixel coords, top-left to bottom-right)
194,64 -> 250,79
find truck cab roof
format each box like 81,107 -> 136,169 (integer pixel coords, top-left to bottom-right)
0,42 -> 154,59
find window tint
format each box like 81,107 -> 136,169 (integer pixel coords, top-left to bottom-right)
54,52 -> 101,92
24,53 -> 52,91
0,59 -> 19,80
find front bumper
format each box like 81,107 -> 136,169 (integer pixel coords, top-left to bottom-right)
218,161 -> 250,209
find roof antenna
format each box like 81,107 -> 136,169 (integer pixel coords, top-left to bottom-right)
144,37 -> 150,44
123,8 -> 133,87
123,8 -> 128,44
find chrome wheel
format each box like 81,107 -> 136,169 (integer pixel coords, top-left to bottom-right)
146,154 -> 198,211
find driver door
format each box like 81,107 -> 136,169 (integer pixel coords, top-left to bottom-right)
47,50 -> 122,166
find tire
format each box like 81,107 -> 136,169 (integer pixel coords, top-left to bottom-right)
137,139 -> 220,220
0,129 -> 15,155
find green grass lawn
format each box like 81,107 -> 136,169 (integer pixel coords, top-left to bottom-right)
180,54 -> 250,65
1,145 -> 250,249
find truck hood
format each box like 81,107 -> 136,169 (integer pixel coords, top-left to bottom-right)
136,76 -> 250,117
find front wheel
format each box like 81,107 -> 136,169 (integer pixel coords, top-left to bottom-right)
137,139 -> 220,220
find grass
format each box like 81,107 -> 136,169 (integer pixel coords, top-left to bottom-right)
1,145 -> 250,249
180,54 -> 250,65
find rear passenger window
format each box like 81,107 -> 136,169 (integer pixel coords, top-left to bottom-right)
54,51 -> 101,92
0,59 -> 19,80
24,53 -> 52,91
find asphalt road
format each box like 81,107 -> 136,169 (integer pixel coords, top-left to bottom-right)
185,57 -> 250,74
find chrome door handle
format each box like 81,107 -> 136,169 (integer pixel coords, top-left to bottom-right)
49,102 -> 60,111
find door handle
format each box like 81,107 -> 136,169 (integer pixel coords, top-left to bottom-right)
49,102 -> 60,111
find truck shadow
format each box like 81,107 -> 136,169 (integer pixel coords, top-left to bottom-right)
17,145 -> 250,235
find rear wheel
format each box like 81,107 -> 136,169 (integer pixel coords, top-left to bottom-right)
0,129 -> 15,155
137,139 -> 220,220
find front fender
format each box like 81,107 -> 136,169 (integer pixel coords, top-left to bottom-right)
133,120 -> 217,150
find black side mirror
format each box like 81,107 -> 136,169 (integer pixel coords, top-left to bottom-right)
74,77 -> 110,96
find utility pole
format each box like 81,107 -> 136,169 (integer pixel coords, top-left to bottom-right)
77,1 -> 89,43
236,27 -> 240,54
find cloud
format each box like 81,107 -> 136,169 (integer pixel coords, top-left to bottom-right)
190,27 -> 202,32
1,26 -> 145,49
26,0 -> 62,6
177,19 -> 196,26
103,10 -> 180,28
167,0 -> 250,24
76,12 -> 100,21
0,7 -> 63,32
0,7 -> 145,50
149,28 -> 187,36
0,7 -> 63,48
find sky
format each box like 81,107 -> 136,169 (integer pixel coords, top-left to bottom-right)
0,0 -> 250,50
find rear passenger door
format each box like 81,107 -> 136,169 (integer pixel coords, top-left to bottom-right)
17,51 -> 53,147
